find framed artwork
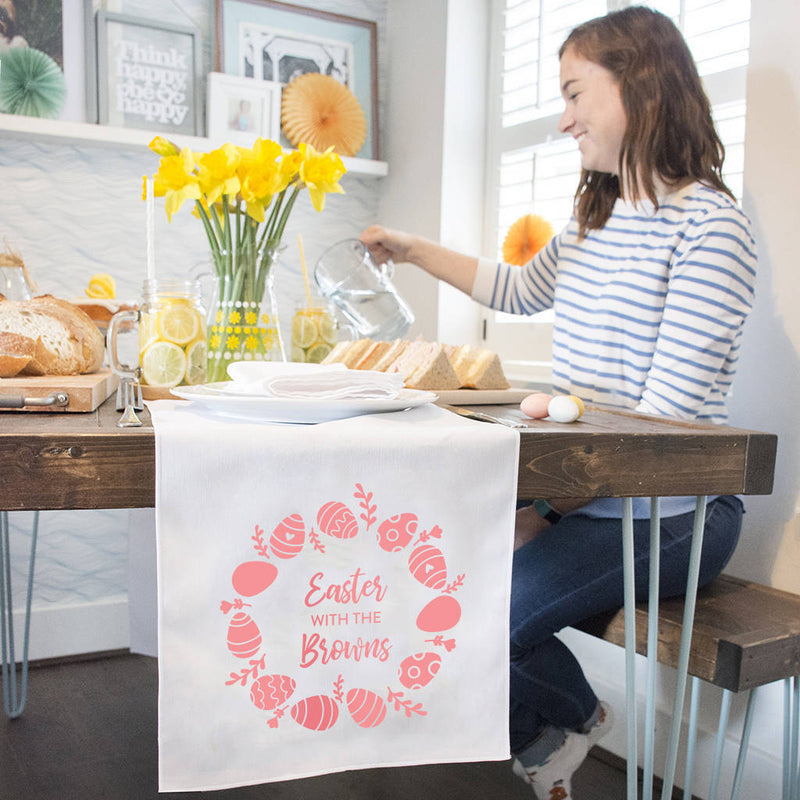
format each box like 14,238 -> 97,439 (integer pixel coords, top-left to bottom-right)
214,0 -> 379,159
94,10 -> 202,136
9,0 -> 63,65
206,72 -> 281,146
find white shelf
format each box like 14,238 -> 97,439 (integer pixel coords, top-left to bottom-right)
0,113 -> 389,178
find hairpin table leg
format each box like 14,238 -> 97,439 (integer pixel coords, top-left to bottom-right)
1,510 -> 39,718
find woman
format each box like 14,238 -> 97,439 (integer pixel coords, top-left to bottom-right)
361,7 -> 756,799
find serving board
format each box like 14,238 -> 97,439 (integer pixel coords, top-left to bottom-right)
0,370 -> 119,412
433,387 -> 532,406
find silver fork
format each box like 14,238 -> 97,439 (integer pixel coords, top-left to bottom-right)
117,377 -> 143,427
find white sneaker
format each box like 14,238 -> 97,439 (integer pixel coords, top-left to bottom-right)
584,701 -> 613,748
512,731 -> 590,800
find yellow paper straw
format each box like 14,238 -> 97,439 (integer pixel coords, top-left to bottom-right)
297,234 -> 312,307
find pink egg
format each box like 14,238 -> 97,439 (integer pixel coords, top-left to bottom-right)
226,612 -> 262,659
408,544 -> 448,590
290,694 -> 339,731
317,501 -> 359,539
250,674 -> 296,711
416,595 -> 462,632
376,512 -> 418,552
398,652 -> 442,689
232,560 -> 278,596
346,688 -> 387,728
520,392 -> 553,419
269,514 -> 305,559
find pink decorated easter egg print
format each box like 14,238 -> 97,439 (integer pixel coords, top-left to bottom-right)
317,501 -> 359,540
416,595 -> 462,632
249,674 -> 296,711
346,688 -> 387,728
269,514 -> 305,559
226,612 -> 262,659
376,513 -> 418,552
232,560 -> 278,596
398,652 -> 442,689
408,544 -> 448,590
290,694 -> 339,731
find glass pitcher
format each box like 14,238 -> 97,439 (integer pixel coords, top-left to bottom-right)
314,239 -> 415,340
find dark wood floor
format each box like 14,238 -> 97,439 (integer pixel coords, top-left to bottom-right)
1,652 -> 628,800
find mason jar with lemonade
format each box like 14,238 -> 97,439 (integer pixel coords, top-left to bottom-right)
107,278 -> 207,393
291,300 -> 339,363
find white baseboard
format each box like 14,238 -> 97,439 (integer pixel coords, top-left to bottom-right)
9,596 -> 129,662
561,629 -> 784,799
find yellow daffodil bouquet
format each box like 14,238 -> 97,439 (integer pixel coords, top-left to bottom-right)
148,135 -> 346,382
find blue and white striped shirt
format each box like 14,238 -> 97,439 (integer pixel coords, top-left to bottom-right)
473,182 -> 757,426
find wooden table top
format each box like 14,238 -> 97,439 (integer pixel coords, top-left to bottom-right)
0,396 -> 777,511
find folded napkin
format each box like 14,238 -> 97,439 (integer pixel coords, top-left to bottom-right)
150,401 -> 519,791
262,369 -> 406,399
224,361 -> 404,399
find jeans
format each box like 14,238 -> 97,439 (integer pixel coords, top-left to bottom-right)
509,494 -> 744,753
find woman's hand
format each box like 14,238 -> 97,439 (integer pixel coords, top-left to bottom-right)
360,225 -> 417,266
359,224 -> 480,295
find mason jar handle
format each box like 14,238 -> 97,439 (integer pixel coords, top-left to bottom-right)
106,309 -> 141,381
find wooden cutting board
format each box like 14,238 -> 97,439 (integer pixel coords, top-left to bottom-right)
433,387 -> 533,405
0,370 -> 119,412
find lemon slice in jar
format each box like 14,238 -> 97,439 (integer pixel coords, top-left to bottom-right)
141,341 -> 187,387
291,344 -> 307,363
291,313 -> 319,349
319,314 -> 338,345
306,342 -> 333,364
158,304 -> 200,345
184,339 -> 207,385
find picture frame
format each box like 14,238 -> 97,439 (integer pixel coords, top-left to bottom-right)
94,10 -> 202,136
206,72 -> 281,146
214,0 -> 379,160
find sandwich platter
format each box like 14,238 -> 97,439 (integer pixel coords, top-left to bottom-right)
170,382 -> 437,424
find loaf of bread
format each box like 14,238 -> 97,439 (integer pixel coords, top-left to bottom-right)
322,338 -> 510,391
0,295 -> 105,377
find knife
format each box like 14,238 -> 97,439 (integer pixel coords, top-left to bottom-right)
444,405 -> 527,429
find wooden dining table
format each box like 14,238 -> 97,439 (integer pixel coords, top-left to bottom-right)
0,394 -> 777,510
0,395 -> 779,799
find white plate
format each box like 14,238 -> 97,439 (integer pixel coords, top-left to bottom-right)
171,383 -> 438,423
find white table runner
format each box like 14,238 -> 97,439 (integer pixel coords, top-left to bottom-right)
149,400 -> 519,792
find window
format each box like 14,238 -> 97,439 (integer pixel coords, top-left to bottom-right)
483,0 -> 751,380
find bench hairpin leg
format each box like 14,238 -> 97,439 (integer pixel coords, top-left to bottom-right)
622,497 -> 639,800
643,497 -> 662,800
683,677 -> 701,800
708,688 -> 732,799
660,495 -> 708,800
788,675 -> 799,800
729,686 -> 757,800
0,510 -> 39,718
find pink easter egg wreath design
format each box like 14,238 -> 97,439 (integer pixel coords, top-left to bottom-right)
220,484 -> 466,733
317,501 -> 359,539
269,514 -> 305,559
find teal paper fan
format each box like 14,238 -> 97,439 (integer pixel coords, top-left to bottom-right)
0,47 -> 66,119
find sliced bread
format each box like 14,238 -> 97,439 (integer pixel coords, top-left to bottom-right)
28,295 -> 105,373
0,296 -> 103,375
0,330 -> 35,377
448,344 -> 510,390
401,342 -> 461,391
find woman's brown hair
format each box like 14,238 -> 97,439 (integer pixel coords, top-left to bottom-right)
559,7 -> 734,237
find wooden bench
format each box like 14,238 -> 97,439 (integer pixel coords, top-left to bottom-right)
574,574 -> 800,799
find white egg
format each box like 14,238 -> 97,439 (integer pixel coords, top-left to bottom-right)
547,395 -> 581,423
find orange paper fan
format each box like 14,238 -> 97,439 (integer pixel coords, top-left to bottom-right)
281,73 -> 367,157
502,214 -> 555,266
